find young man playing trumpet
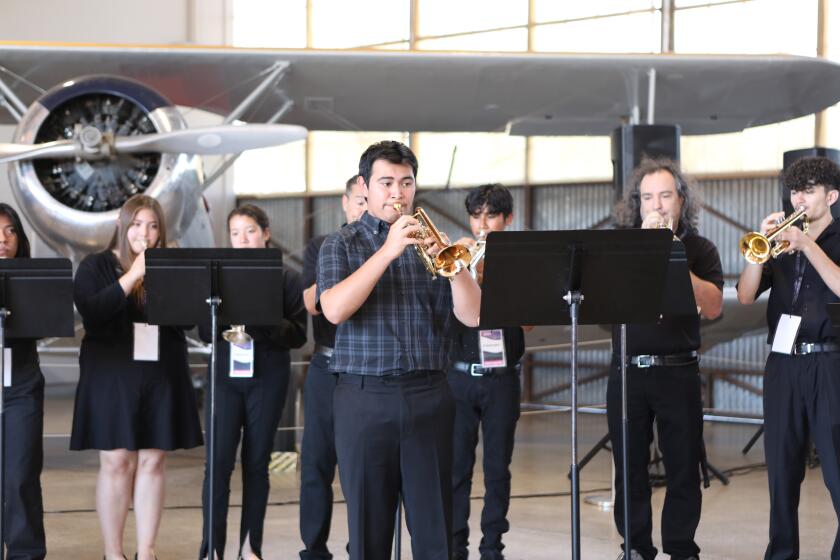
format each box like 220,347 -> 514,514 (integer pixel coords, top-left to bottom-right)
737,156 -> 840,560
447,184 -> 525,560
611,158 -> 723,560
316,140 -> 481,560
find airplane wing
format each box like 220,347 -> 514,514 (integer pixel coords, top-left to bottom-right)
1,43 -> 839,135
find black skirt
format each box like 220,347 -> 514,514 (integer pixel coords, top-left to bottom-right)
70,348 -> 203,451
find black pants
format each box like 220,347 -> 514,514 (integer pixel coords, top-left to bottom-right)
447,369 -> 520,560
200,365 -> 290,559
763,352 -> 840,560
334,370 -> 454,560
606,360 -> 703,560
299,352 -> 339,560
5,373 -> 46,560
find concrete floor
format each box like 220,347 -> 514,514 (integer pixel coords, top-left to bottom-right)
37,383 -> 837,560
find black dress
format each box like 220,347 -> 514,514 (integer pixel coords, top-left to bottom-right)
70,251 -> 203,451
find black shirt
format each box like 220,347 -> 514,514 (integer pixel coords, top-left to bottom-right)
754,218 -> 840,344
302,234 -> 337,348
6,338 -> 40,387
74,251 -> 191,381
199,267 -> 307,383
612,230 -> 724,355
449,322 -> 525,366
316,211 -> 456,376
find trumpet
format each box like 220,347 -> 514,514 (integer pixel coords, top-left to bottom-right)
223,324 -> 252,348
739,207 -> 809,264
393,202 -> 472,278
468,230 -> 487,282
649,214 -> 679,241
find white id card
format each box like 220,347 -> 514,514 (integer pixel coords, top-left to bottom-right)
133,323 -> 160,361
479,329 -> 507,368
229,340 -> 255,378
771,314 -> 802,354
3,348 -> 10,387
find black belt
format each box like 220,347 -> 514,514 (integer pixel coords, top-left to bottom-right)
451,361 -> 520,377
313,344 -> 334,358
794,342 -> 840,355
627,351 -> 698,368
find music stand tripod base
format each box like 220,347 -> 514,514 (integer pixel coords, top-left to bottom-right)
584,494 -> 614,511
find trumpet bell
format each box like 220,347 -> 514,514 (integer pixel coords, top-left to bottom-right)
222,325 -> 252,348
435,244 -> 472,277
739,232 -> 771,264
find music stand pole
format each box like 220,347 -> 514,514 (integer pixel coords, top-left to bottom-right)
620,323 -> 631,557
564,290 -> 582,560
0,307 -> 7,560
205,296 -> 221,559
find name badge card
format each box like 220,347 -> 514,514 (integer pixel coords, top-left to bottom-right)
771,314 -> 802,355
3,348 -> 10,387
133,323 -> 160,361
229,340 -> 255,378
479,329 -> 507,368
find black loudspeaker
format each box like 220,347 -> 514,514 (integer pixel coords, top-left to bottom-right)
781,147 -> 840,219
611,124 -> 681,201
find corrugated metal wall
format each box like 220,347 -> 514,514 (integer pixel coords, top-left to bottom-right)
241,175 -> 778,413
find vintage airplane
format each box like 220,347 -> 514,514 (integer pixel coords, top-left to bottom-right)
1,43 -> 838,258
0,42 -> 836,359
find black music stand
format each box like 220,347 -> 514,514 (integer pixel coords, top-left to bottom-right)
145,248 -> 284,557
0,259 -> 73,560
480,229 -> 672,560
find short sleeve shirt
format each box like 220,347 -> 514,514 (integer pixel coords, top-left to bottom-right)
753,219 -> 840,344
612,230 -> 724,355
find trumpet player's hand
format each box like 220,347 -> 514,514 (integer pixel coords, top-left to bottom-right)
383,214 -> 422,261
641,212 -> 666,229
775,225 -> 813,254
760,212 -> 786,236
118,250 -> 147,296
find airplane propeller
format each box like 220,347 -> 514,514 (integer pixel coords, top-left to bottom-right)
0,123 -> 308,164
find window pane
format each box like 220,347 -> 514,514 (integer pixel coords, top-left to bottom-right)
681,116 -> 815,174
529,136 -> 612,183
418,0 -> 527,37
415,133 -> 526,188
233,142 -> 306,195
417,28 -> 528,52
674,1 -> 817,55
534,1 -> 661,24
532,12 -> 661,53
311,0 -> 409,49
308,131 -> 409,192
232,0 -> 307,48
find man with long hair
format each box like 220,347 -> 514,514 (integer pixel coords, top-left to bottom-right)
610,158 -> 723,560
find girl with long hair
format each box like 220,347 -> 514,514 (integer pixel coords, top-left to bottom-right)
71,194 -> 203,560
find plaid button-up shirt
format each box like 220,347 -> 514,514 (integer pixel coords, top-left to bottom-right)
316,211 -> 455,375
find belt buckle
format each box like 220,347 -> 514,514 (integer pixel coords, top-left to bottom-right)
799,343 -> 814,355
470,363 -> 484,376
636,355 -> 654,368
